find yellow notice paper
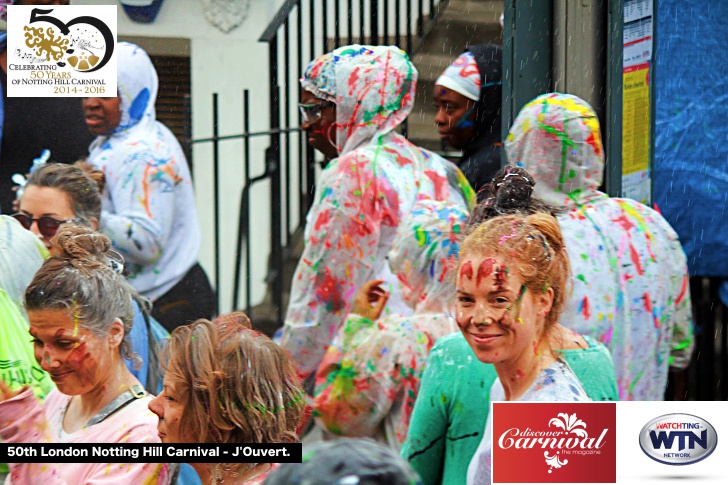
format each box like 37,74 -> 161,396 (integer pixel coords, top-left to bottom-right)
622,65 -> 650,175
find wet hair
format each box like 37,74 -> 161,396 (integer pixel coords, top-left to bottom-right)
160,316 -> 304,447
24,225 -> 137,364
25,162 -> 105,224
468,166 -> 561,230
459,212 -> 571,333
265,438 -> 423,485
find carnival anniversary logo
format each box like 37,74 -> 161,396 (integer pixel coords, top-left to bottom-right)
6,5 -> 116,97
492,402 -> 616,483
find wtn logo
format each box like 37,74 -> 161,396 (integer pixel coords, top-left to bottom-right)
639,414 -> 717,465
649,429 -> 707,451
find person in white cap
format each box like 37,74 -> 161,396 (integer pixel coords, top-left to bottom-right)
434,44 -> 503,198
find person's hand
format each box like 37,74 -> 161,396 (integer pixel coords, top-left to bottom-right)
351,279 -> 389,321
0,380 -> 25,403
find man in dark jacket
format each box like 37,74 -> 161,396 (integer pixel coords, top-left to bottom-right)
434,44 -> 502,199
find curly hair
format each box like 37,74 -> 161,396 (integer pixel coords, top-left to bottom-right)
459,212 -> 571,333
160,316 -> 304,446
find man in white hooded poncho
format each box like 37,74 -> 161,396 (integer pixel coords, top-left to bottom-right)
281,45 -> 475,380
504,92 -> 694,400
83,42 -> 214,331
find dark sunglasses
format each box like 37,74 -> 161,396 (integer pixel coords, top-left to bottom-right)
298,101 -> 335,124
12,213 -> 81,239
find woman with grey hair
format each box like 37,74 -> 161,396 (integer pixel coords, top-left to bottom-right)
0,225 -> 166,484
14,162 -> 164,393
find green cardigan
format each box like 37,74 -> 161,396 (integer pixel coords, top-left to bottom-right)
401,332 -> 618,485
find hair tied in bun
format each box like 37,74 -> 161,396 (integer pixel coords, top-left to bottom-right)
492,166 -> 535,213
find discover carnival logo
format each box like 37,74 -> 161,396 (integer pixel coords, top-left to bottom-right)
6,5 -> 117,97
639,413 -> 718,466
492,402 -> 616,483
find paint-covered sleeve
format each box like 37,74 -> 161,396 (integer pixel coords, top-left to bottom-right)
401,341 -> 448,485
99,146 -> 178,267
281,156 -> 391,379
0,388 -> 51,444
313,314 -> 402,438
669,271 -> 694,371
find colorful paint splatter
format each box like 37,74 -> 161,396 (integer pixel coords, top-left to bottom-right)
87,42 -> 200,302
505,92 -> 694,400
313,201 -> 466,449
282,45 -> 475,379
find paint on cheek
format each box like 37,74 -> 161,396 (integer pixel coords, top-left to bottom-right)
476,258 -> 494,287
66,342 -> 97,385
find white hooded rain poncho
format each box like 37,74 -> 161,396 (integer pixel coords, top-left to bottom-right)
283,45 -> 475,379
505,92 -> 694,401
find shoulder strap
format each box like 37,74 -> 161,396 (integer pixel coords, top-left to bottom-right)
85,384 -> 146,428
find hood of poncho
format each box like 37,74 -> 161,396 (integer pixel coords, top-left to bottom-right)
301,44 -> 417,156
504,92 -> 605,207
388,200 -> 467,312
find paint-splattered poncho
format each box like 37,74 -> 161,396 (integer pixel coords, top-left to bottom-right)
313,201 -> 466,450
282,45 -> 475,379
0,389 -> 166,484
505,93 -> 694,400
87,42 -> 200,301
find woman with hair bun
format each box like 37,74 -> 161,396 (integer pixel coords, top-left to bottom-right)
403,168 -> 617,485
148,314 -> 305,485
462,212 -> 590,484
14,161 -> 164,392
0,225 -> 166,484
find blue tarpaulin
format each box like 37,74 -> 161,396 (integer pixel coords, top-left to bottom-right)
654,0 -> 728,302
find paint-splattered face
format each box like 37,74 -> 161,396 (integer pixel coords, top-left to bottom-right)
300,88 -> 338,160
82,96 -> 122,136
19,185 -> 76,252
433,85 -> 476,149
28,308 -> 123,396
148,372 -> 187,443
454,254 -> 551,364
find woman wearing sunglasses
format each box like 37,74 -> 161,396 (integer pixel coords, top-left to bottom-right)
14,162 -> 164,394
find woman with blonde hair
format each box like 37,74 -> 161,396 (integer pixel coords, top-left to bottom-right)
459,213 -> 590,484
14,161 -> 165,392
148,314 -> 305,485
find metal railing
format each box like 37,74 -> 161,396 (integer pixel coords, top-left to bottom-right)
187,0 -> 451,327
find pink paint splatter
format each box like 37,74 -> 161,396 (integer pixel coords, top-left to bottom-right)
498,221 -> 518,245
